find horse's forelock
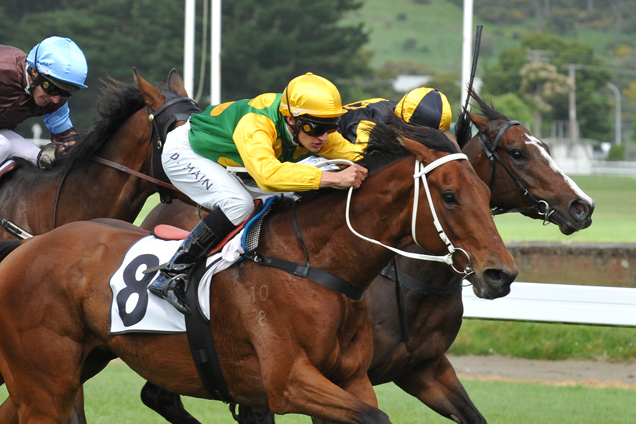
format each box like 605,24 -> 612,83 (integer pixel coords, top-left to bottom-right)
470,90 -> 509,123
359,115 -> 459,172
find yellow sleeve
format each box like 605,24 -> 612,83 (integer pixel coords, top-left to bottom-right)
233,114 -> 323,192
354,120 -> 375,147
317,131 -> 365,162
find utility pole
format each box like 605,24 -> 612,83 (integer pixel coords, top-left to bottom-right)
211,0 -> 221,105
184,0 -> 196,97
568,64 -> 579,143
461,0 -> 474,107
606,82 -> 622,145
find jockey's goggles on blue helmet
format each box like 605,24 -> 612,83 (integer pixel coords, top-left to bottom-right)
297,116 -> 340,137
39,75 -> 78,98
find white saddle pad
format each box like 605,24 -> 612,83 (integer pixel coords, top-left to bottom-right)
109,231 -> 245,335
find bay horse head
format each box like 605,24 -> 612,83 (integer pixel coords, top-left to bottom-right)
354,115 -> 518,299
456,89 -> 595,235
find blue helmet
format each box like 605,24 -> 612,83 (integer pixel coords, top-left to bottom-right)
27,36 -> 88,91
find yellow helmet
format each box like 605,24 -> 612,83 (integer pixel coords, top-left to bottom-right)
394,87 -> 452,131
279,72 -> 346,119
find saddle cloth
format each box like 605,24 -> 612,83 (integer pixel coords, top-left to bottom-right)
108,195 -> 278,335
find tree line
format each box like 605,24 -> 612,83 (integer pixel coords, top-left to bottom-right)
2,0 -> 630,150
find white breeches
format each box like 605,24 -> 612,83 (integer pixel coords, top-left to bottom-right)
0,130 -> 40,165
161,121 -> 255,226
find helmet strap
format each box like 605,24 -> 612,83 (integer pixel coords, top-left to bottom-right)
285,116 -> 301,146
26,67 -> 41,96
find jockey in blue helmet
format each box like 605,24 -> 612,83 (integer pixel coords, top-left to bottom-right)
0,36 -> 87,175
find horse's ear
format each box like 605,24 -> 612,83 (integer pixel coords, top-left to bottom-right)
400,136 -> 427,159
133,67 -> 165,111
442,130 -> 460,150
167,68 -> 189,98
470,113 -> 489,133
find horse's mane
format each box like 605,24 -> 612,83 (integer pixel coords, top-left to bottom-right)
455,89 -> 511,149
357,112 -> 459,173
52,79 -> 147,171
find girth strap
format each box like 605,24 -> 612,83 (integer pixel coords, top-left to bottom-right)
184,261 -> 235,403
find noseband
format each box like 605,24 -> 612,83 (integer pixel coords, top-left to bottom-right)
477,120 -> 554,225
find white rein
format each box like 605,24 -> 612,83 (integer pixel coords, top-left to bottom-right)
344,153 -> 474,276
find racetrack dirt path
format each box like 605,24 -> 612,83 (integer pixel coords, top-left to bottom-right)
448,354 -> 636,388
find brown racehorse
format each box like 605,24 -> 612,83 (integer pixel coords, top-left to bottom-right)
0,121 -> 517,424
137,91 -> 595,424
0,69 -> 200,423
0,68 -> 197,240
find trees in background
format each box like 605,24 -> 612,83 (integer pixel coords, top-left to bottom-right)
4,0 -> 379,135
3,0 -> 632,148
482,32 -> 612,142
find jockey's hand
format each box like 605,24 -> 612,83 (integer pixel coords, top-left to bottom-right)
51,127 -> 78,158
320,163 -> 368,189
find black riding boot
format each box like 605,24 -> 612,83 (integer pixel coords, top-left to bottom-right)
148,207 -> 236,315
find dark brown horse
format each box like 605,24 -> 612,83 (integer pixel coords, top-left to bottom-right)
0,69 -> 200,423
137,91 -> 595,424
0,121 -> 516,424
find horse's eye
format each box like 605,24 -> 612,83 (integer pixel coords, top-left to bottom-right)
442,192 -> 457,205
509,148 -> 525,161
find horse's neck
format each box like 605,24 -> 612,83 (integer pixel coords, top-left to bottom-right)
0,117 -> 154,237
462,138 -> 492,185
462,135 -> 524,210
261,163 -> 416,289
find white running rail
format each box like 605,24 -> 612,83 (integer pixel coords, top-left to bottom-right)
463,282 -> 636,327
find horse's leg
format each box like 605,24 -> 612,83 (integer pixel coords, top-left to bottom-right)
3,362 -> 82,424
263,359 -> 391,424
140,381 -> 202,424
393,355 -> 486,424
0,293 -> 86,422
231,404 -> 276,424
68,388 -> 88,424
0,396 -> 19,424
0,388 -> 85,424
309,374 -> 385,424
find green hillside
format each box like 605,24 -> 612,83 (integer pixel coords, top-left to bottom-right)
347,0 -> 635,75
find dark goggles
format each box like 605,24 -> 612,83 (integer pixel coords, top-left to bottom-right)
298,118 -> 339,137
40,76 -> 78,98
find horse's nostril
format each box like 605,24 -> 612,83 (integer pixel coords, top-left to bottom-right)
570,200 -> 591,221
484,268 -> 515,286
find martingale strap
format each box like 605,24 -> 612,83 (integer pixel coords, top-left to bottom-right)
380,262 -> 463,297
381,260 -> 463,342
243,251 -> 365,301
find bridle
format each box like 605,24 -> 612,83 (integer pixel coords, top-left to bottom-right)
346,152 -> 474,277
53,91 -> 200,228
477,120 -> 554,225
89,91 -> 201,200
